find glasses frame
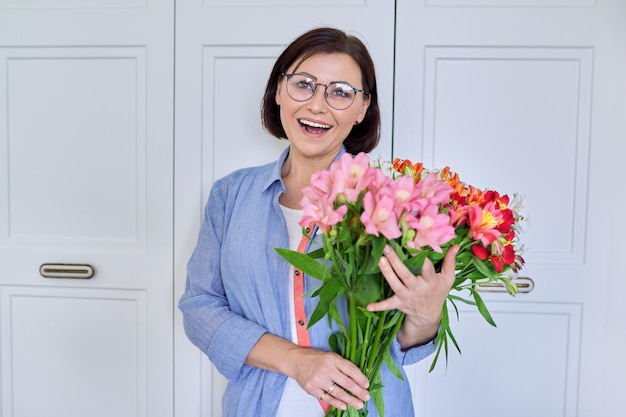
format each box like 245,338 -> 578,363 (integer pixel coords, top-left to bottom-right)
281,72 -> 369,110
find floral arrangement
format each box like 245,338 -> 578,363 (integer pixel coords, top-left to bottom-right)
275,152 -> 525,417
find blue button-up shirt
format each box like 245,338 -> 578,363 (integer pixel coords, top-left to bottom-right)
179,146 -> 435,417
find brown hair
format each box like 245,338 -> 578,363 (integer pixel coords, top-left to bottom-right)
261,27 -> 380,154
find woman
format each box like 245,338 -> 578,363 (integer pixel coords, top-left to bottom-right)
179,27 -> 458,417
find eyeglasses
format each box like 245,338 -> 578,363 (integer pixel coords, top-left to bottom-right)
281,73 -> 369,110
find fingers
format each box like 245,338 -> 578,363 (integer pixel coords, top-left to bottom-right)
368,244 -> 460,313
440,245 -> 459,286
321,360 -> 369,410
295,350 -> 370,411
320,382 -> 368,411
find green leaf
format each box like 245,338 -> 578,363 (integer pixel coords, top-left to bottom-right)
308,300 -> 330,329
446,325 -> 462,355
471,256 -> 495,278
370,373 -> 385,417
308,280 -> 344,328
447,294 -> 477,306
429,339 -> 444,373
404,252 -> 427,276
274,248 -> 326,280
470,289 -> 497,327
307,247 -> 326,259
352,272 -> 383,308
357,306 -> 381,320
383,350 -> 405,381
447,297 -> 460,321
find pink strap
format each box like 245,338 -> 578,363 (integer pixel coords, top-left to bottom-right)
293,224 -> 330,413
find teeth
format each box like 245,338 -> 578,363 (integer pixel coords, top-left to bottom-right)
299,119 -> 331,129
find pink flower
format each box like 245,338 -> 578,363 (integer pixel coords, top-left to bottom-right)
299,192 -> 347,234
392,175 -> 427,215
366,166 -> 392,193
414,173 -> 453,208
308,169 -> 333,197
360,191 -> 402,240
329,152 -> 372,202
407,204 -> 455,252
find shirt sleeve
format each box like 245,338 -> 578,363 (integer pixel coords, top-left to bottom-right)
389,337 -> 436,367
178,178 -> 267,383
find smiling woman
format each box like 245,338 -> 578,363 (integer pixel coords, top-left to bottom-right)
178,27 -> 455,417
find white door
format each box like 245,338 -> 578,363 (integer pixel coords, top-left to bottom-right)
0,3 -> 174,417
394,1 -> 626,416
173,2 -> 395,416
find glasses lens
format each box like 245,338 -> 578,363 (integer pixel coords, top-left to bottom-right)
284,74 -> 360,110
325,82 -> 356,110
286,75 -> 315,101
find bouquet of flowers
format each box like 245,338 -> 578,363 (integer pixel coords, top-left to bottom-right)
275,152 -> 525,417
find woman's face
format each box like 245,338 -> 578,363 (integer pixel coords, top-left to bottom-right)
275,52 -> 370,162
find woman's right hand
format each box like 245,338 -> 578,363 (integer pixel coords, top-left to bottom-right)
287,345 -> 371,411
245,333 -> 370,411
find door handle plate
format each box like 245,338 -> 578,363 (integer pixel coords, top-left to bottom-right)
40,263 -> 95,279
477,276 -> 534,293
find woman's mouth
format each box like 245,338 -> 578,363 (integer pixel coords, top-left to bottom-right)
299,119 -> 332,134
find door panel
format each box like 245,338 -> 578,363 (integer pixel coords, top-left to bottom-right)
395,1 -> 626,416
0,4 -> 173,417
1,287 -> 146,417
3,47 -> 146,252
174,2 -> 395,416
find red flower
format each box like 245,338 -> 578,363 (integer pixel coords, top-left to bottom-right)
472,241 -> 516,273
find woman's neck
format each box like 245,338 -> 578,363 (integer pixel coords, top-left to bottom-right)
279,150 -> 337,209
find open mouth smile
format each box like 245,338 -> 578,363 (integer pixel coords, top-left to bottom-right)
299,119 -> 332,134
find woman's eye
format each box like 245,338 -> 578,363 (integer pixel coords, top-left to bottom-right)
329,85 -> 352,98
295,81 -> 314,90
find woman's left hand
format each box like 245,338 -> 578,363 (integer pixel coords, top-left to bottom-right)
366,244 -> 459,350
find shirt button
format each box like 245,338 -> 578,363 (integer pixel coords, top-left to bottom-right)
294,270 -> 300,276
305,227 -> 310,233
298,320 -> 305,326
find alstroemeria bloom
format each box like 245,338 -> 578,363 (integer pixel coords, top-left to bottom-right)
490,241 -> 516,273
467,202 -> 504,246
307,169 -> 334,199
472,240 -> 515,273
483,190 -> 515,233
392,158 -> 424,183
406,204 -> 455,252
299,190 -> 347,234
360,191 -> 402,240
414,172 -> 453,208
391,175 -> 426,216
330,152 -> 372,202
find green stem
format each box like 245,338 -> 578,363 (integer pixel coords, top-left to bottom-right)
369,311 -> 405,382
349,294 -> 358,363
359,315 -> 372,370
366,309 -> 388,373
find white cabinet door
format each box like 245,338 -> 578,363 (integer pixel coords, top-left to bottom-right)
0,3 -> 174,417
394,1 -> 626,416
173,2 -> 395,416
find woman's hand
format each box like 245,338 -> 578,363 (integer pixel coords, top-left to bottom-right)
287,346 -> 370,411
245,333 -> 370,411
367,244 -> 459,349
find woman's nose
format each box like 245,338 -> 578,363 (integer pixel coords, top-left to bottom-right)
306,85 -> 329,111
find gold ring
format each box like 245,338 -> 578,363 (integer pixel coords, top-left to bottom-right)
320,393 -> 326,402
327,383 -> 338,395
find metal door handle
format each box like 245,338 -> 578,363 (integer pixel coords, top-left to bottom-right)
39,263 -> 95,279
477,276 -> 534,293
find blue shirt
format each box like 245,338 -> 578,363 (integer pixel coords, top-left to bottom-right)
179,146 -> 435,417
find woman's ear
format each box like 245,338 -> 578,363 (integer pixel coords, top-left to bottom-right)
356,95 -> 371,125
275,82 -> 283,106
